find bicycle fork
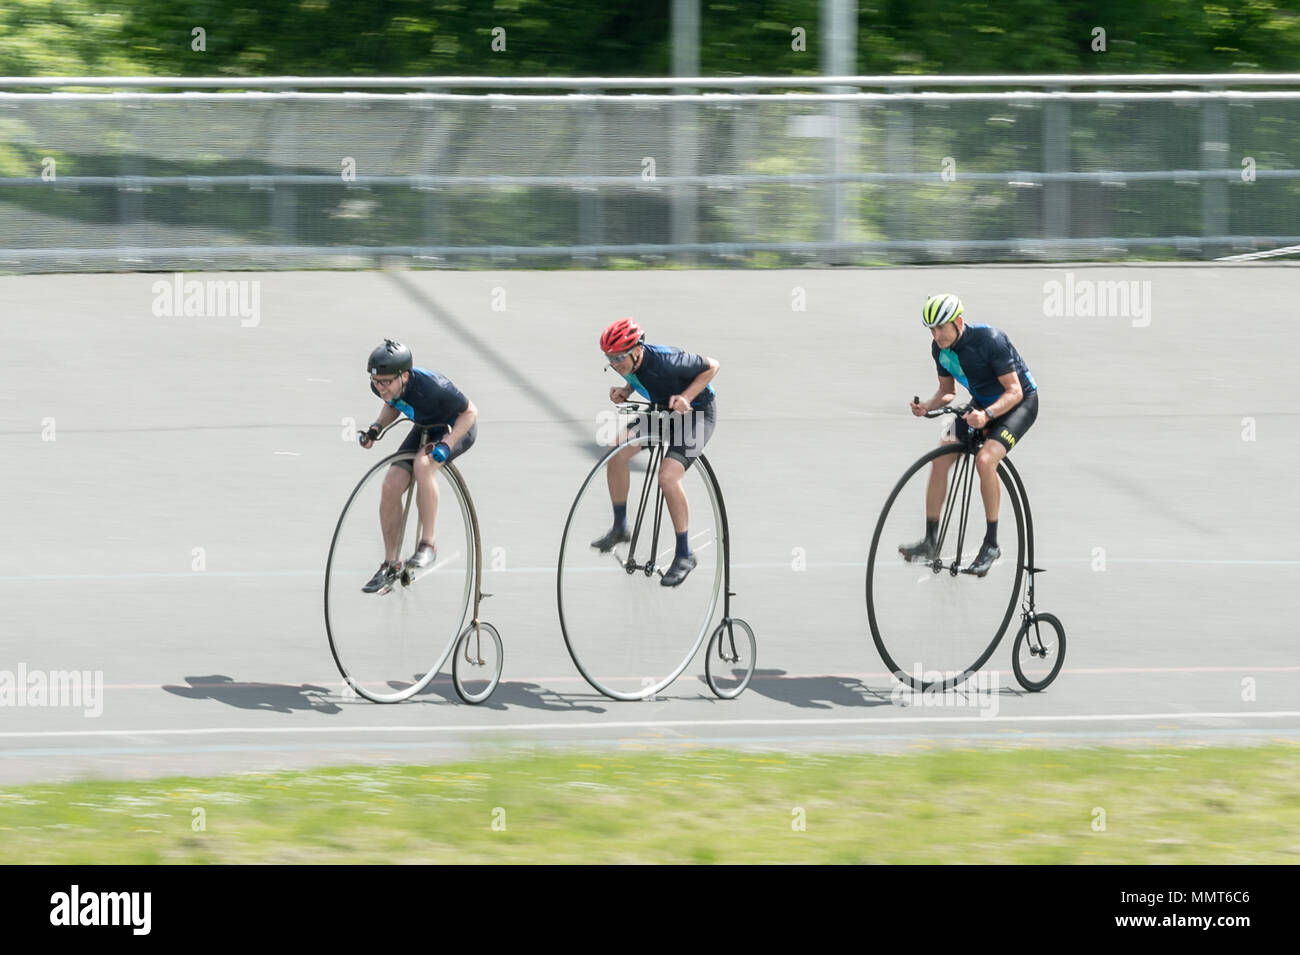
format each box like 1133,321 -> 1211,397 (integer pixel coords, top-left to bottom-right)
623,443 -> 668,578
934,452 -> 978,575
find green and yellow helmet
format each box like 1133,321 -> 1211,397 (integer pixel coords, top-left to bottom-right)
921,293 -> 964,328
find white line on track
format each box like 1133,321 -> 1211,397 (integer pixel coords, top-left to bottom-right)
4,710 -> 1300,740
2,556 -> 1298,582
58,664 -> 1300,692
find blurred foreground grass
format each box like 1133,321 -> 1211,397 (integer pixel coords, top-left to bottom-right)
3,745 -> 1298,863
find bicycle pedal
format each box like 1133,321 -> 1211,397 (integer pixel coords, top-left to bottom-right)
402,566 -> 432,586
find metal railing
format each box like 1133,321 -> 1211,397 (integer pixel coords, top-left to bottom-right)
1,75 -> 1298,271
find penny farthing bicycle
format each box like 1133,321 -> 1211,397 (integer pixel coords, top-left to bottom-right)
556,401 -> 755,700
865,401 -> 1066,692
325,419 -> 503,704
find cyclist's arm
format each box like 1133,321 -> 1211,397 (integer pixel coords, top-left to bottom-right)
371,404 -> 399,430
981,372 -> 1023,419
920,375 -> 957,412
440,399 -> 477,450
680,357 -> 720,404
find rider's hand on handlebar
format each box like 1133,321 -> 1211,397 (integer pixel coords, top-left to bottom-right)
910,396 -> 927,417
358,424 -> 380,449
610,386 -> 633,404
668,395 -> 691,414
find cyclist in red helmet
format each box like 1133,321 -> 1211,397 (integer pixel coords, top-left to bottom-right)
594,318 -> 720,587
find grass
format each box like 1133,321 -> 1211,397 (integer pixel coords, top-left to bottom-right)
2,745 -> 1299,863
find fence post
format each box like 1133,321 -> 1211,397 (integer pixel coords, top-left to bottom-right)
735,86 -> 758,256
885,87 -> 912,263
1201,89 -> 1228,258
1042,90 -> 1070,260
672,0 -> 700,264
577,94 -> 605,266
270,91 -> 297,253
822,0 -> 857,264
417,87 -> 448,263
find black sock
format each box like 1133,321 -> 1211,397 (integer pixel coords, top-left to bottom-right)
984,521 -> 998,548
613,503 -> 627,531
675,531 -> 691,560
925,519 -> 939,543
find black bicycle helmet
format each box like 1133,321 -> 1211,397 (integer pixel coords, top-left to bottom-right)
367,339 -> 412,376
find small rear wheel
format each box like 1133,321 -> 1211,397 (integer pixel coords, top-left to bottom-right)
1012,612 -> 1065,691
705,618 -> 756,699
452,621 -> 503,704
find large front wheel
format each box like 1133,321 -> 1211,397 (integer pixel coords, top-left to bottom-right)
325,453 -> 475,703
557,438 -> 725,700
866,443 -> 1025,691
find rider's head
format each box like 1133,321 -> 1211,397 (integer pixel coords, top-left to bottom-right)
600,317 -> 644,371
368,338 -> 412,400
921,293 -> 964,348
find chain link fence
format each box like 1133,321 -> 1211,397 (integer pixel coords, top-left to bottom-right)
1,76 -> 1297,270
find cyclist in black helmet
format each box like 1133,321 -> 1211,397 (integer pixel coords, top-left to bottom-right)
357,339 -> 478,594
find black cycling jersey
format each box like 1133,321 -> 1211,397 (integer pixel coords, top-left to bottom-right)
621,344 -> 715,408
932,324 -> 1037,409
373,367 -> 469,428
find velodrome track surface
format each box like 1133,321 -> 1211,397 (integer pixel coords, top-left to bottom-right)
1,265 -> 1297,784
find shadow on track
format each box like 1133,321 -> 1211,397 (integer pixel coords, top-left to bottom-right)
399,677 -> 608,713
720,669 -> 895,709
162,675 -> 342,714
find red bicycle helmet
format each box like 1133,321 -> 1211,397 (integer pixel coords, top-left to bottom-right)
600,318 -> 643,354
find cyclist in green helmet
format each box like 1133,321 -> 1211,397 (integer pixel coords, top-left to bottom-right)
903,294 -> 1039,577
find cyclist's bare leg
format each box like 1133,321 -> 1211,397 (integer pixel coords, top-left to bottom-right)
605,441 -> 642,508
925,436 -> 960,520
411,448 -> 442,547
659,457 -> 689,533
379,465 -> 412,563
974,440 -> 1007,523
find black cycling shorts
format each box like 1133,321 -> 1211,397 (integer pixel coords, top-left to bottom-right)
952,391 -> 1038,452
391,421 -> 477,473
627,402 -> 716,471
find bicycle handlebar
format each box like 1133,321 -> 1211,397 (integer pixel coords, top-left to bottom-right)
615,400 -> 676,414
357,417 -> 449,445
914,395 -> 974,419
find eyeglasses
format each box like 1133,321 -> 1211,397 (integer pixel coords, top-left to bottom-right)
370,374 -> 399,386
605,350 -> 635,365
